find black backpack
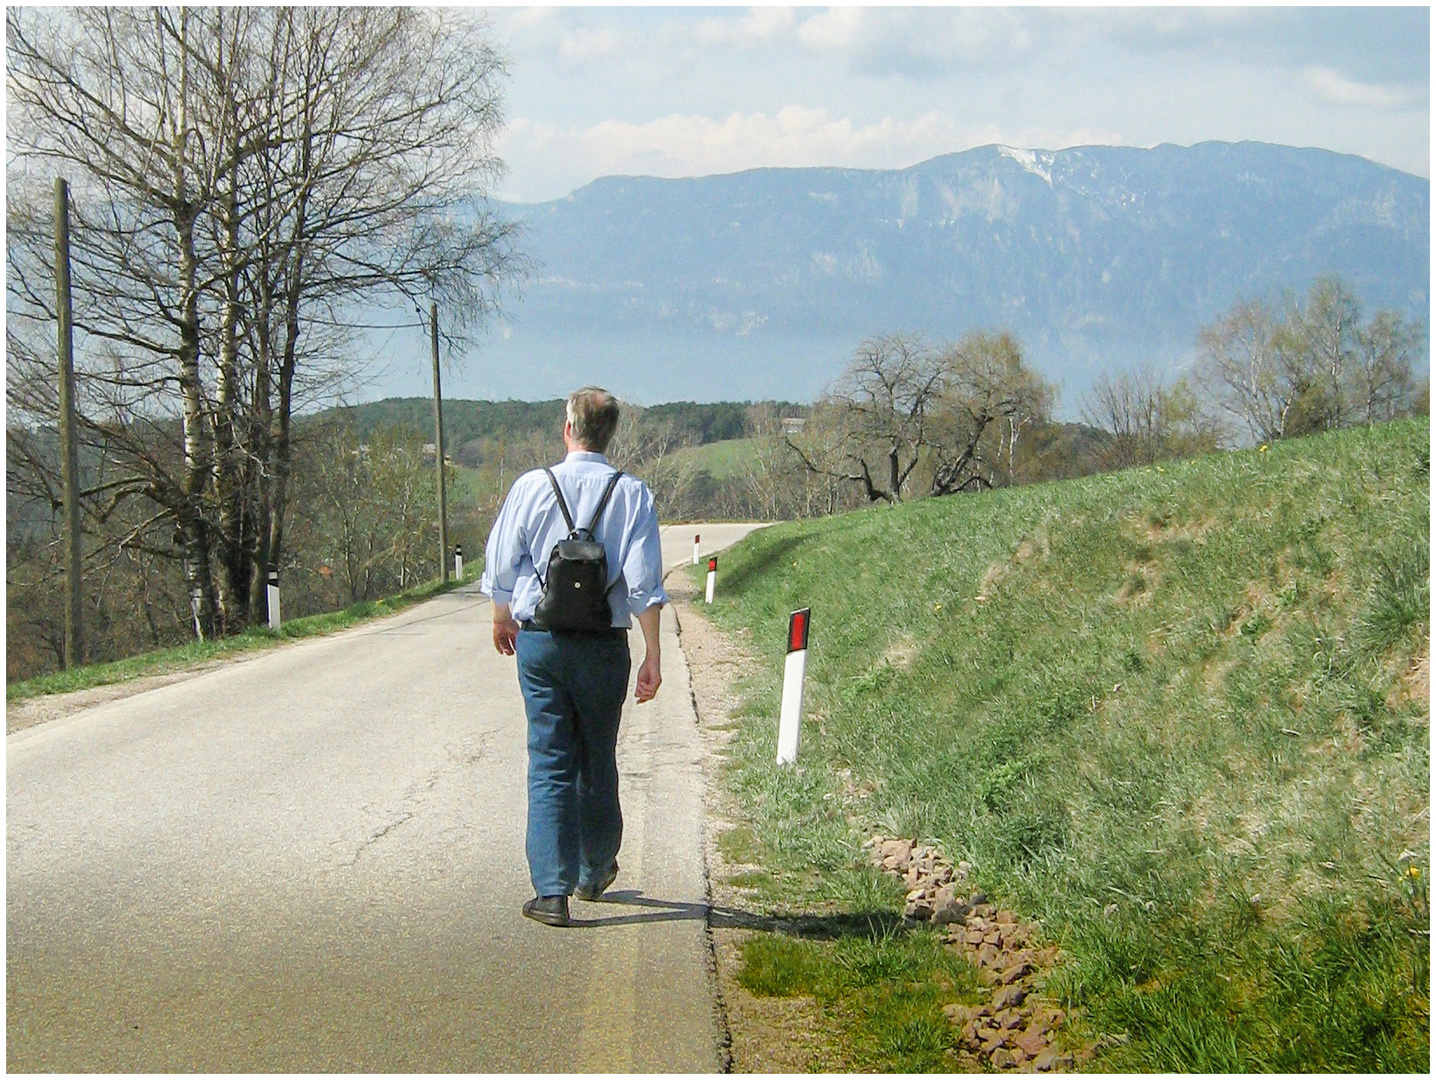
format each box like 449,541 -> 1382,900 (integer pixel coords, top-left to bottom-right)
530,467 -> 624,633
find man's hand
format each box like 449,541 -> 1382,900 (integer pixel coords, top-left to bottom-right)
492,603 -> 520,656
634,603 -> 664,703
635,654 -> 662,703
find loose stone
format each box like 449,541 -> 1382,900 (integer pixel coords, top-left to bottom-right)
993,984 -> 1028,1011
999,960 -> 1034,986
1014,1029 -> 1050,1058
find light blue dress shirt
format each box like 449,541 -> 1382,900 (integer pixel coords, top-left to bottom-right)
480,451 -> 669,627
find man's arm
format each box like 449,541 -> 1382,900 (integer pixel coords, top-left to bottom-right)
634,603 -> 663,702
482,475 -> 529,655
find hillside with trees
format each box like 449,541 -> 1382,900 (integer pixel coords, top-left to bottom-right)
11,269 -> 1426,682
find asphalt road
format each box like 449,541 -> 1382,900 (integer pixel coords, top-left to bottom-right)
6,522 -> 766,1072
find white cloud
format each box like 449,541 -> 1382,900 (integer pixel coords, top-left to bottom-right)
1304,67 -> 1426,110
502,7 -> 556,35
691,7 -> 798,48
581,107 -> 952,177
491,6 -> 632,69
555,26 -> 624,64
1080,7 -> 1260,50
794,7 -> 1035,77
488,7 -> 1429,199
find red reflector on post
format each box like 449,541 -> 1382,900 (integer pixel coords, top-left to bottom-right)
708,556 -> 718,572
788,608 -> 810,653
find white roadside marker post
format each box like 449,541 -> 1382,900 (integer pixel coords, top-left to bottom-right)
777,607 -> 810,765
454,544 -> 464,580
266,568 -> 281,631
693,533 -> 701,565
705,556 -> 717,604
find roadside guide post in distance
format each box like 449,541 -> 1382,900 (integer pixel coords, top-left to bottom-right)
777,608 -> 810,764
267,567 -> 281,631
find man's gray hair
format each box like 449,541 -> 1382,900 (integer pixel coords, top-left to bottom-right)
566,386 -> 621,452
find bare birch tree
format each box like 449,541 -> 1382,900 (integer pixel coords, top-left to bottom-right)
7,6 -> 521,639
1081,363 -> 1218,470
1196,278 -> 1424,445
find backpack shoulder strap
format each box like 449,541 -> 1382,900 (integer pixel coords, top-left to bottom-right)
542,467 -> 577,535
586,470 -> 624,535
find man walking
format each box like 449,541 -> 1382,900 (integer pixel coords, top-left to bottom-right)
481,387 -> 668,927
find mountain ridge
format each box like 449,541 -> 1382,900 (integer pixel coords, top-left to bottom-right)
436,141 -> 1427,408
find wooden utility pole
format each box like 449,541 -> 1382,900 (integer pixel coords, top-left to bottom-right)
55,178 -> 84,668
430,301 -> 450,582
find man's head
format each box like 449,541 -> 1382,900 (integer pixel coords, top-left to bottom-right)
565,386 -> 621,453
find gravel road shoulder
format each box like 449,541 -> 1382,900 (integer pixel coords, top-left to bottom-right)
6,664 -> 231,735
670,577 -> 850,1073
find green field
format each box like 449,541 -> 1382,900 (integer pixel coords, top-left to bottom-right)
698,418 -> 1430,1071
668,436 -> 765,481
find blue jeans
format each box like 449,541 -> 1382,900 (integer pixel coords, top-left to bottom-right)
514,627 -> 631,897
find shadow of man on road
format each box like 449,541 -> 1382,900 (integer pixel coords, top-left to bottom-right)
569,890 -> 909,941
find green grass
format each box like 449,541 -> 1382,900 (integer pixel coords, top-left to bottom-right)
7,569 -> 480,704
701,419 -> 1430,1071
669,436 -> 765,481
738,923 -> 985,1071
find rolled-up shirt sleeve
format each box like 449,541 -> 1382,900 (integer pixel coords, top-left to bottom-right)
480,481 -> 527,607
621,485 -> 669,617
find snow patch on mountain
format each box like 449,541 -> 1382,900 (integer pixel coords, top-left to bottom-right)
999,145 -> 1055,186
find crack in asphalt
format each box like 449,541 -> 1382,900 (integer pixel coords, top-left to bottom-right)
327,732 -> 492,871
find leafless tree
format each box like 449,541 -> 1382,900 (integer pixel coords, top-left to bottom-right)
785,331 -> 1054,503
7,6 -> 521,640
1195,298 -> 1296,444
1288,276 -> 1362,433
285,422 -> 440,607
1351,309 -> 1423,425
1081,363 -> 1217,470
1196,278 -> 1425,445
926,331 -> 1053,496
785,333 -> 945,503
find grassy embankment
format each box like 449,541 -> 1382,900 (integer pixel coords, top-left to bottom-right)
6,569 -> 480,705
698,418 -> 1429,1072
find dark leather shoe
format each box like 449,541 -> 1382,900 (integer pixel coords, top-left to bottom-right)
574,861 -> 619,901
522,894 -> 570,927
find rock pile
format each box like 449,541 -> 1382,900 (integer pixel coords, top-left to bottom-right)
864,835 -> 1094,1073
865,835 -> 972,920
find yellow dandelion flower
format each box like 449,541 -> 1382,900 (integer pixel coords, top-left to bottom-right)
1259,443 -> 1269,453
1407,865 -> 1421,879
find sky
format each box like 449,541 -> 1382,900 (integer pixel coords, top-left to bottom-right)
477,4 -> 1431,204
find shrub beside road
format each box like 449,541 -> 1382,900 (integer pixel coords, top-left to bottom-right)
698,418 -> 1429,1071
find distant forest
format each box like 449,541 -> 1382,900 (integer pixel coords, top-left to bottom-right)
325,397 -> 807,468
